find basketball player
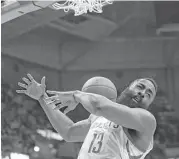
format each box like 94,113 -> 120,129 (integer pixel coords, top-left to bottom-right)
17,74 -> 157,159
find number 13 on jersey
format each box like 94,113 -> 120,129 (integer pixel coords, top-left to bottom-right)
88,132 -> 104,153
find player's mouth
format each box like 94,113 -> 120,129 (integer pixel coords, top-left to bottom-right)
132,96 -> 141,103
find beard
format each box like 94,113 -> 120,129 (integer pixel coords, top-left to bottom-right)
117,88 -> 144,108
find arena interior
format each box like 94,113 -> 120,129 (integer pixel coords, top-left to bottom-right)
1,1 -> 179,159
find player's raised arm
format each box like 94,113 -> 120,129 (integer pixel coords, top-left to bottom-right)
74,91 -> 156,136
39,95 -> 91,142
16,74 -> 91,142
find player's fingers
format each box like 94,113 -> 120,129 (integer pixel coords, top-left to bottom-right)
22,77 -> 30,85
54,104 -> 66,110
16,90 -> 27,94
54,100 -> 61,105
46,90 -> 60,95
18,82 -> 28,89
45,95 -> 59,101
47,99 -> 61,105
27,73 -> 35,82
46,99 -> 55,105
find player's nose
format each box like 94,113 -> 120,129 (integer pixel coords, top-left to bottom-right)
137,92 -> 144,98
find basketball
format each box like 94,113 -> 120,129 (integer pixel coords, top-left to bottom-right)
82,76 -> 117,100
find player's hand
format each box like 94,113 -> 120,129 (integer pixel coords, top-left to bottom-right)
46,90 -> 79,114
16,74 -> 46,100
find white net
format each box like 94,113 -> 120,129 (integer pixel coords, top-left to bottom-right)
52,0 -> 114,16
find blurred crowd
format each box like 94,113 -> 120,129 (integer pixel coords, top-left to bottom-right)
1,0 -> 13,6
1,79 -> 55,158
1,79 -> 179,159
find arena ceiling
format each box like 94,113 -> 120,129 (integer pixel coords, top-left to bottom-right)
2,1 -> 179,43
1,1 -> 179,70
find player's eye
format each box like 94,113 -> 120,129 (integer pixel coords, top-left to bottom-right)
146,92 -> 151,98
146,93 -> 151,98
137,85 -> 143,89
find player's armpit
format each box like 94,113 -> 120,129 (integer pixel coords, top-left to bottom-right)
67,117 -> 91,142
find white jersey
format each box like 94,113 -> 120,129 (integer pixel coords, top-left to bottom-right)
77,115 -> 153,159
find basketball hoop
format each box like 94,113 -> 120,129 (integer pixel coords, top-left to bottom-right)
52,0 -> 114,16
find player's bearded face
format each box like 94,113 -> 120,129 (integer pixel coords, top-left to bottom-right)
117,79 -> 156,109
